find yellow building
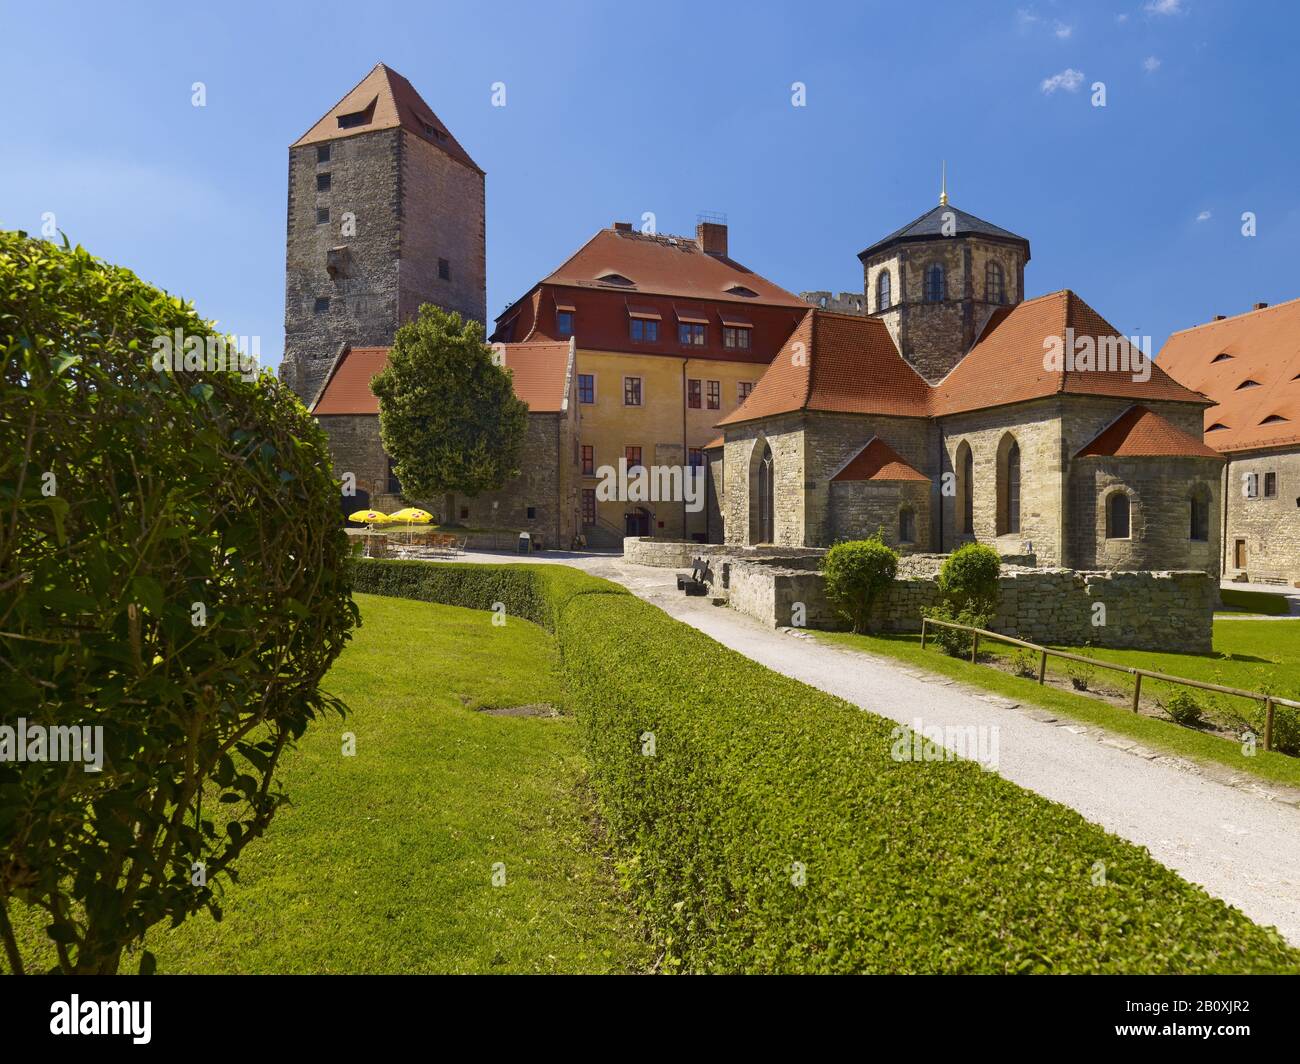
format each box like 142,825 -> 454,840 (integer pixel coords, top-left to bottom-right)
492,219 -> 808,544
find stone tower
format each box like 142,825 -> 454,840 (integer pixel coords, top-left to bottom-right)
281,63 -> 486,404
857,187 -> 1029,383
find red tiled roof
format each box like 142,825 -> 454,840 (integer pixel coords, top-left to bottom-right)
292,63 -> 481,172
1156,297 -> 1300,453
703,436 -> 724,450
717,309 -> 932,425
310,347 -> 389,414
832,437 -> 929,481
932,291 -> 1210,415
310,341 -> 571,415
1075,405 -> 1223,459
537,228 -> 808,307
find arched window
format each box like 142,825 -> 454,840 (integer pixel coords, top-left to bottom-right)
996,434 -> 1020,535
986,261 -> 1005,305
877,270 -> 892,311
749,439 -> 774,544
958,442 -> 974,534
1189,491 -> 1210,542
1106,491 -> 1131,539
899,506 -> 916,544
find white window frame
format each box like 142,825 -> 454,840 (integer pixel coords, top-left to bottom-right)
623,375 -> 643,407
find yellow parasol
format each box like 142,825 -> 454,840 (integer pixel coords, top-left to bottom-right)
390,507 -> 433,525
348,509 -> 391,525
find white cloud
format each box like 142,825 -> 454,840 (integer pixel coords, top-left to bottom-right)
1196,210 -> 1212,222
1145,0 -> 1184,15
1016,7 -> 1041,28
1117,13 -> 1130,22
1041,68 -> 1085,94
1055,22 -> 1074,38
1143,55 -> 1162,72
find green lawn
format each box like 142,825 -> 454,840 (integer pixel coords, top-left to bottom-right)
1218,588 -> 1292,615
7,593 -> 649,974
816,618 -> 1300,789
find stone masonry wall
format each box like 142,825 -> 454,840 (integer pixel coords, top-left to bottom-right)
1223,448 -> 1300,585
723,414 -> 805,546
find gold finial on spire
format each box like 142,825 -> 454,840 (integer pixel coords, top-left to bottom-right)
939,161 -> 948,206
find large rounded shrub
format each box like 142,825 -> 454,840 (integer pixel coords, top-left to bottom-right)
937,542 -> 1002,613
0,233 -> 358,973
822,537 -> 898,633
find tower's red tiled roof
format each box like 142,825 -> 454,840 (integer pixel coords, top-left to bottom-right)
716,310 -> 932,425
309,340 -> 571,415
1156,297 -> 1300,453
292,63 -> 481,172
831,437 -> 930,481
1075,405 -> 1223,459
932,290 -> 1209,415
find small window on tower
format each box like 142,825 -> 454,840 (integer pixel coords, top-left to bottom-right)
317,172 -> 331,192
438,258 -> 451,281
317,145 -> 330,164
316,207 -> 329,225
314,297 -> 329,314
526,506 -> 536,520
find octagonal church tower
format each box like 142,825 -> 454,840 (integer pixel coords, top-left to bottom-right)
859,179 -> 1030,383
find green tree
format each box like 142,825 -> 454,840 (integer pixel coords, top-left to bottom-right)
0,232 -> 357,974
822,535 -> 899,633
371,305 -> 528,523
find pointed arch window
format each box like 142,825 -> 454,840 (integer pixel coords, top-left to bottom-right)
1106,491 -> 1131,539
960,442 -> 974,534
997,435 -> 1021,536
924,263 -> 945,303
877,270 -> 892,311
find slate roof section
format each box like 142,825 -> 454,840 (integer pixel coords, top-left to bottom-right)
858,202 -> 1031,261
1156,297 -> 1300,454
292,63 -> 481,172
1075,405 -> 1223,459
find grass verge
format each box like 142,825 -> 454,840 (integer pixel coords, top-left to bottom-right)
814,626 -> 1300,789
352,560 -> 1300,974
7,592 -> 649,974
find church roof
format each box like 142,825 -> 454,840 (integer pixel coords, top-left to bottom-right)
831,437 -> 929,482
1075,405 -> 1223,459
309,340 -> 572,415
292,63 -> 481,172
858,201 -> 1030,261
1156,297 -> 1300,454
932,290 -> 1210,415
715,309 -> 933,425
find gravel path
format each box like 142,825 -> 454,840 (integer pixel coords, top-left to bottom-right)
441,549 -> 1300,945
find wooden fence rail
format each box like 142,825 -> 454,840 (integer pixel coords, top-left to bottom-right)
919,617 -> 1298,753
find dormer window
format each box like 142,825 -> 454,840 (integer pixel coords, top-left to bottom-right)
726,285 -> 759,298
1211,352 -> 1233,363
1206,422 -> 1229,432
337,97 -> 377,129
1236,379 -> 1261,389
1261,414 -> 1290,424
598,272 -> 635,287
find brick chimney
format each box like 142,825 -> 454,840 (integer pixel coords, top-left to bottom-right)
1254,302 -> 1269,311
1213,314 -> 1227,321
613,221 -> 632,232
695,221 -> 728,257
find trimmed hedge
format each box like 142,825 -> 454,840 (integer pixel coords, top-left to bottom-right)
1219,588 -> 1291,616
354,559 -> 1300,974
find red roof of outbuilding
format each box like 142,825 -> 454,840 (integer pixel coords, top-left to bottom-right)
1156,297 -> 1300,454
831,437 -> 930,481
309,340 -> 572,415
1075,405 -> 1223,459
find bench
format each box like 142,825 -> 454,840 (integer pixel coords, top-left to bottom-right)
676,556 -> 710,596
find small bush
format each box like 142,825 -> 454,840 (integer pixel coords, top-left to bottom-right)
1163,690 -> 1205,727
938,542 -> 1002,614
1064,659 -> 1093,691
922,601 -> 993,659
822,536 -> 898,634
1010,649 -> 1038,678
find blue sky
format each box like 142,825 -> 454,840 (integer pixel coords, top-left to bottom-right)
4,0 -> 1298,369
